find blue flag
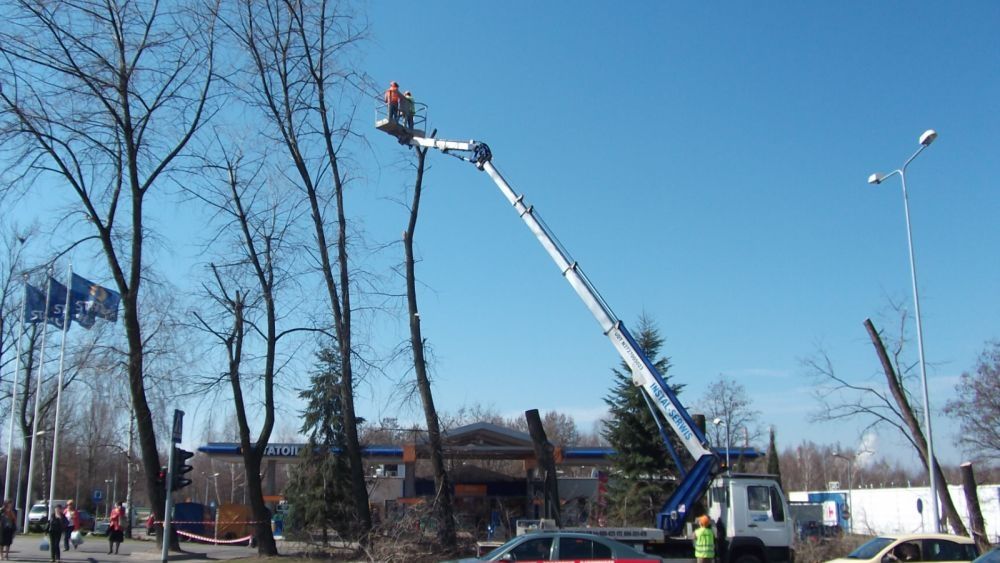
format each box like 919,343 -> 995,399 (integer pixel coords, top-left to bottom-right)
24,280 -> 69,328
70,273 -> 120,327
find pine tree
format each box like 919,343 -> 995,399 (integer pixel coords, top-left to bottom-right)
766,427 -> 783,489
285,344 -> 355,542
601,315 -> 686,527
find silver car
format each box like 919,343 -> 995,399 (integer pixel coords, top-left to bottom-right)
443,531 -> 662,562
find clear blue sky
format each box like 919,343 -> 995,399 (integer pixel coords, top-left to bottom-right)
7,3 -> 997,467
356,2 -> 999,465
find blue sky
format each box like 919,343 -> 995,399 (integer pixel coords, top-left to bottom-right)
355,2 -> 999,465
5,2 -> 998,468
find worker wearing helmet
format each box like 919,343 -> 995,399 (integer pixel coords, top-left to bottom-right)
694,515 -> 716,563
384,81 -> 401,123
402,91 -> 415,129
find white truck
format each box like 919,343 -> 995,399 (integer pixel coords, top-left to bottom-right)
378,113 -> 794,563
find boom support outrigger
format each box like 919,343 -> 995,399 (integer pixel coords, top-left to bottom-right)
380,122 -> 720,534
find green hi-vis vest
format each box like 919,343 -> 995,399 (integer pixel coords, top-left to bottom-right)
695,526 -> 716,559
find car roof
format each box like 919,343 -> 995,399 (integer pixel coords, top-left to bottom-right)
879,533 -> 975,544
523,531 -> 632,541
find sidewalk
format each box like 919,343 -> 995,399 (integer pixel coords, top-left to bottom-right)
7,534 -> 261,562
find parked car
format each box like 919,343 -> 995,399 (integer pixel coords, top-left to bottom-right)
441,531 -> 662,562
26,500 -> 69,532
972,547 -> 1000,563
93,519 -> 111,536
825,533 -> 978,563
75,510 -> 96,532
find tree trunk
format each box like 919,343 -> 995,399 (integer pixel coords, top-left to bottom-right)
864,319 -> 968,536
960,462 -> 989,553
403,145 -> 457,551
525,409 -> 561,526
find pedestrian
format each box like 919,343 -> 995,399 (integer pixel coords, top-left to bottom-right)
0,500 -> 16,560
403,91 -> 416,129
108,502 -> 125,554
63,500 -> 80,551
384,81 -> 401,123
46,504 -> 66,562
694,514 -> 716,563
145,513 -> 155,536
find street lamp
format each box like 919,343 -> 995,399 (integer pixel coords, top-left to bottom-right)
104,479 -> 113,518
712,418 -> 731,472
832,451 -> 854,535
203,472 -> 220,505
868,128 -> 940,532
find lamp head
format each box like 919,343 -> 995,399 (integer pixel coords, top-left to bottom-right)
868,173 -> 883,185
919,129 -> 937,146
712,417 -> 723,425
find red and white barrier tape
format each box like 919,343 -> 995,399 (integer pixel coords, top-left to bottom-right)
175,529 -> 254,544
150,520 -> 264,525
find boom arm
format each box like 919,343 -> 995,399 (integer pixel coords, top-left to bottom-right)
398,130 -> 718,533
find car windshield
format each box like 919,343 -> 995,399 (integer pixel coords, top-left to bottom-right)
481,536 -> 521,560
848,537 -> 895,559
29,506 -> 46,514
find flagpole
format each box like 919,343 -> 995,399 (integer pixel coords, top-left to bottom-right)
3,278 -> 27,504
47,264 -> 73,510
22,271 -> 53,532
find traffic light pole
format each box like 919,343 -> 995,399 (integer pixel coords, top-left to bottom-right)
161,410 -> 183,563
160,445 -> 176,563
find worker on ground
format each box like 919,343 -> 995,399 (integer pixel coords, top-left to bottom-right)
384,81 -> 401,123
694,515 -> 716,563
403,90 -> 415,129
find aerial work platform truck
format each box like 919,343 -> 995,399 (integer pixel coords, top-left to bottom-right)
377,105 -> 793,563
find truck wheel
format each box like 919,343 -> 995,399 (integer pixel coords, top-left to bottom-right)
734,554 -> 763,563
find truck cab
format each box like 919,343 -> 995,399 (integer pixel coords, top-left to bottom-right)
708,474 -> 793,563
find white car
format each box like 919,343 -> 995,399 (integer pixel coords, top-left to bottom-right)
825,533 -> 978,563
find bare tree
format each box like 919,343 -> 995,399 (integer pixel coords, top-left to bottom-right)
190,146 -> 304,555
697,375 -> 762,470
226,0 -> 374,534
400,144 -> 457,551
944,341 -> 1000,463
0,1 -> 218,547
806,315 -> 968,535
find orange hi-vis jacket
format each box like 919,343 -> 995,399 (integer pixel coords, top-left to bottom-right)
385,85 -> 400,104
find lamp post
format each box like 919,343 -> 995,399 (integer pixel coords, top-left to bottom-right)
712,418 -> 731,472
832,452 -> 854,535
203,472 -> 219,505
104,479 -> 113,518
868,128 -> 940,532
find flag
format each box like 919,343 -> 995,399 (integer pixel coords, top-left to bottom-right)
24,280 -> 67,328
69,273 -> 120,327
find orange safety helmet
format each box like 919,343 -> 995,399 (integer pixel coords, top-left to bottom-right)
698,515 -> 711,527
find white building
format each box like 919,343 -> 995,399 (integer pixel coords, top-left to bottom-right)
790,484 -> 999,542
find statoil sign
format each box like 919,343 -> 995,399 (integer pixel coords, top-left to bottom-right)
263,444 -> 303,457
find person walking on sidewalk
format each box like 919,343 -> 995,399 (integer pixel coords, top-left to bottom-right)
108,502 -> 125,555
46,504 -> 66,562
63,500 -> 80,551
0,501 -> 16,560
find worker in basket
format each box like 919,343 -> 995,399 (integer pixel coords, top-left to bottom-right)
384,81 -> 401,123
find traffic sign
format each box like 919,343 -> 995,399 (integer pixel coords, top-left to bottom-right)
93,489 -> 103,502
172,409 -> 185,443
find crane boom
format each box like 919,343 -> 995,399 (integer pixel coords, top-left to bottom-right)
382,121 -> 719,533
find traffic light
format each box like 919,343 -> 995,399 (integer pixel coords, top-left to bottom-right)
156,466 -> 167,488
172,447 -> 194,490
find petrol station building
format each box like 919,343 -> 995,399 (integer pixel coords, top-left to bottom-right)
199,422 -> 759,531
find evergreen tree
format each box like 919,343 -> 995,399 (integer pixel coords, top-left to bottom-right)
285,344 -> 355,542
601,315 -> 686,526
766,427 -> 783,488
